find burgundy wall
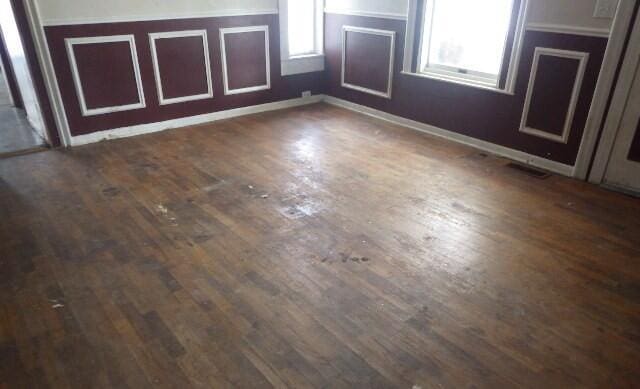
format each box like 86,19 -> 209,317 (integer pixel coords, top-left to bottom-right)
343,30 -> 392,94
73,41 -> 140,109
628,119 -> 640,163
46,14 -> 324,136
324,14 -> 608,166
525,55 -> 581,137
155,35 -> 209,99
224,30 -> 268,90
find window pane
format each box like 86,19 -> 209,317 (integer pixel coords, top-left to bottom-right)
422,0 -> 514,78
288,0 -> 316,56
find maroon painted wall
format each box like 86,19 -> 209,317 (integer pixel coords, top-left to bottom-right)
224,30 -> 269,90
343,30 -> 392,94
525,55 -> 581,137
73,41 -> 140,110
324,14 -> 608,166
155,35 -> 209,100
46,14 -> 324,136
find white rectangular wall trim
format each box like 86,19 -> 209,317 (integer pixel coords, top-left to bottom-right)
341,26 -> 395,99
65,35 -> 146,117
519,47 -> 589,144
149,30 -> 213,105
219,25 -> 271,95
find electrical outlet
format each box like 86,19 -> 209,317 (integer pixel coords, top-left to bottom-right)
594,0 -> 618,18
302,91 -> 312,98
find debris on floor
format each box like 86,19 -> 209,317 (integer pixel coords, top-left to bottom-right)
49,299 -> 65,309
156,205 -> 178,225
320,252 -> 371,264
102,186 -> 121,197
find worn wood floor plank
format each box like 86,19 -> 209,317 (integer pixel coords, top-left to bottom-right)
1,103 -> 639,388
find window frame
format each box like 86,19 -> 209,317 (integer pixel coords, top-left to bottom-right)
279,0 -> 325,76
403,0 -> 528,94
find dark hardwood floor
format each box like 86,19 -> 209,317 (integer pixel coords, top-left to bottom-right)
1,103 -> 639,388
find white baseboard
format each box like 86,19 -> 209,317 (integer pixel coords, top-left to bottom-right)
323,96 -> 575,177
69,93 -> 575,177
70,95 -> 323,146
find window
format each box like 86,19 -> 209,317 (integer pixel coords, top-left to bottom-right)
279,0 -> 324,76
416,0 -> 520,89
287,0 -> 318,57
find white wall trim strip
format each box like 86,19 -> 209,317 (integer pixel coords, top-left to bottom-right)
341,26 -> 395,99
519,47 -> 589,144
525,23 -> 611,38
324,9 -> 408,21
41,9 -> 280,26
149,30 -> 214,105
220,25 -> 271,95
324,96 -> 574,177
65,35 -> 146,117
70,95 -> 323,146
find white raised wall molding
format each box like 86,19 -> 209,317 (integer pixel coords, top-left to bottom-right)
219,25 -> 271,95
519,47 -> 589,144
341,26 -> 395,99
65,35 -> 146,117
149,30 -> 213,105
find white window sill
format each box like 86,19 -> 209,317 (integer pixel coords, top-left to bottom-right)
282,54 -> 325,76
289,53 -> 325,60
400,71 -> 515,95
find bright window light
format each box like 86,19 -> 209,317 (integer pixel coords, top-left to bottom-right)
0,0 -> 24,56
287,0 -> 317,57
420,0 -> 515,86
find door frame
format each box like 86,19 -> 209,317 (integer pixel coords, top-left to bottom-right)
572,0 -> 638,179
0,33 -> 15,106
0,25 -> 23,108
3,0 -> 65,147
589,6 -> 640,185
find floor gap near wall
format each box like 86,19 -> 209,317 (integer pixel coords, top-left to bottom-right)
505,162 -> 552,179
